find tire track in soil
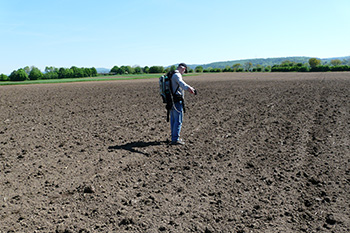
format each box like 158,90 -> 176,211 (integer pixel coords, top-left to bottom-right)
298,73 -> 350,231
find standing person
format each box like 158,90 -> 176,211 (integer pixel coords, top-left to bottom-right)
170,63 -> 196,145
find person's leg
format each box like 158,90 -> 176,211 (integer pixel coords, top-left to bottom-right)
170,109 -> 176,141
170,101 -> 183,142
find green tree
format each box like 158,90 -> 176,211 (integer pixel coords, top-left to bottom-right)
90,67 -> 97,77
43,66 -> 58,79
149,66 -> 164,73
223,66 -> 233,72
330,59 -> 342,66
0,74 -> 9,81
110,66 -> 119,74
134,66 -> 142,74
143,66 -> 150,73
83,68 -> 92,77
308,58 -> 321,68
117,66 -> 126,74
23,66 -> 31,75
9,69 -> 29,81
170,65 -> 176,72
195,66 -> 203,73
58,68 -> 66,79
70,66 -> 85,78
281,60 -> 296,67
29,67 -> 43,80
44,71 -> 58,79
210,68 -> 221,72
264,66 -> 271,72
298,66 -> 309,72
244,62 -> 253,71
45,66 -> 58,73
58,68 -> 73,79
232,63 -> 241,71
125,66 -> 134,74
203,67 -> 212,73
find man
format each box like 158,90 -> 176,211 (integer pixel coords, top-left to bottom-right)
170,63 -> 196,145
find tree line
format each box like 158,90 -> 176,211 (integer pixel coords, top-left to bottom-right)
0,65 -> 182,82
270,58 -> 350,72
1,58 -> 350,82
194,58 -> 350,73
0,66 -> 98,81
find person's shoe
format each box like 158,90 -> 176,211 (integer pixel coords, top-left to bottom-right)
171,139 -> 185,145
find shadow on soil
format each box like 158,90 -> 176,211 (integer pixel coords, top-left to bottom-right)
108,141 -> 167,156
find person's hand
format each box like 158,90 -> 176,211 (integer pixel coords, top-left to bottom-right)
188,87 -> 196,95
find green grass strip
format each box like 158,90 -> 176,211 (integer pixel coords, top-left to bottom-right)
0,74 -> 158,86
0,73 -> 198,86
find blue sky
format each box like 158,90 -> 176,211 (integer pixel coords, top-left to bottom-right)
1,0 -> 349,74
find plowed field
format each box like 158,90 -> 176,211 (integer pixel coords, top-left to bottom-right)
1,72 -> 349,232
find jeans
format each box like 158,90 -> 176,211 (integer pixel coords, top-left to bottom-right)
170,101 -> 183,142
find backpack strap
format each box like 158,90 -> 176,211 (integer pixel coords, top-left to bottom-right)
166,71 -> 175,122
169,70 -> 181,96
166,70 -> 185,121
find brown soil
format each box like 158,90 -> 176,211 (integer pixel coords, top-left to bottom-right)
0,72 -> 349,232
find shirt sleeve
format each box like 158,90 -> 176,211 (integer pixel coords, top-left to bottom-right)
172,72 -> 192,94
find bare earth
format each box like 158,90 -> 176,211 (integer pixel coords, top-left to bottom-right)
0,72 -> 349,232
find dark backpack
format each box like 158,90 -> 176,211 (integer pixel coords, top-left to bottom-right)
159,70 -> 177,122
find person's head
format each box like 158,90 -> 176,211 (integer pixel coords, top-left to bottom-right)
177,63 -> 187,74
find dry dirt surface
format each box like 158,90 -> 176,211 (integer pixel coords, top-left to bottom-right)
0,72 -> 349,232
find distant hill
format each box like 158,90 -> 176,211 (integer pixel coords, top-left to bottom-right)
322,56 -> 350,63
186,56 -> 350,69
